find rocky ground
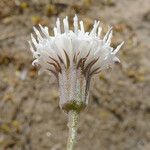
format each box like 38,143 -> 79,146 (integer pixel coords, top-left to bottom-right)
0,0 -> 150,150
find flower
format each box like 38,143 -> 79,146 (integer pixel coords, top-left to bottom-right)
29,15 -> 124,112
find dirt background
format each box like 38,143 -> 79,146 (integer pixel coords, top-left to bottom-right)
0,0 -> 150,150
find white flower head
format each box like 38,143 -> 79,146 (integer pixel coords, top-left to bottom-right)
29,15 -> 124,112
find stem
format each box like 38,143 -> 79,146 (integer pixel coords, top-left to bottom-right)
67,110 -> 79,150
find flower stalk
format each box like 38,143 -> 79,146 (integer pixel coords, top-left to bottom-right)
67,110 -> 79,150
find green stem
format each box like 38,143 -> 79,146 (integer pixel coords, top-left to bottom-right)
67,110 -> 79,150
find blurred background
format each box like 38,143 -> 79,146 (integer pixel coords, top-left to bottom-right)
0,0 -> 150,150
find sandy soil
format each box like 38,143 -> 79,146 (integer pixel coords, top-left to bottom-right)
0,0 -> 150,150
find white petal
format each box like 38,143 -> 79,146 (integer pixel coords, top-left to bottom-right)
90,21 -> 100,36
98,26 -> 102,37
63,16 -> 69,33
33,27 -> 43,41
103,27 -> 113,42
106,30 -> 113,46
73,14 -> 78,34
80,21 -> 85,33
56,18 -> 61,34
53,27 -> 57,36
31,33 -> 38,46
28,41 -> 35,53
39,24 -> 49,38
113,41 -> 124,54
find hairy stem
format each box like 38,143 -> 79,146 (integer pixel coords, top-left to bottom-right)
67,110 -> 79,150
